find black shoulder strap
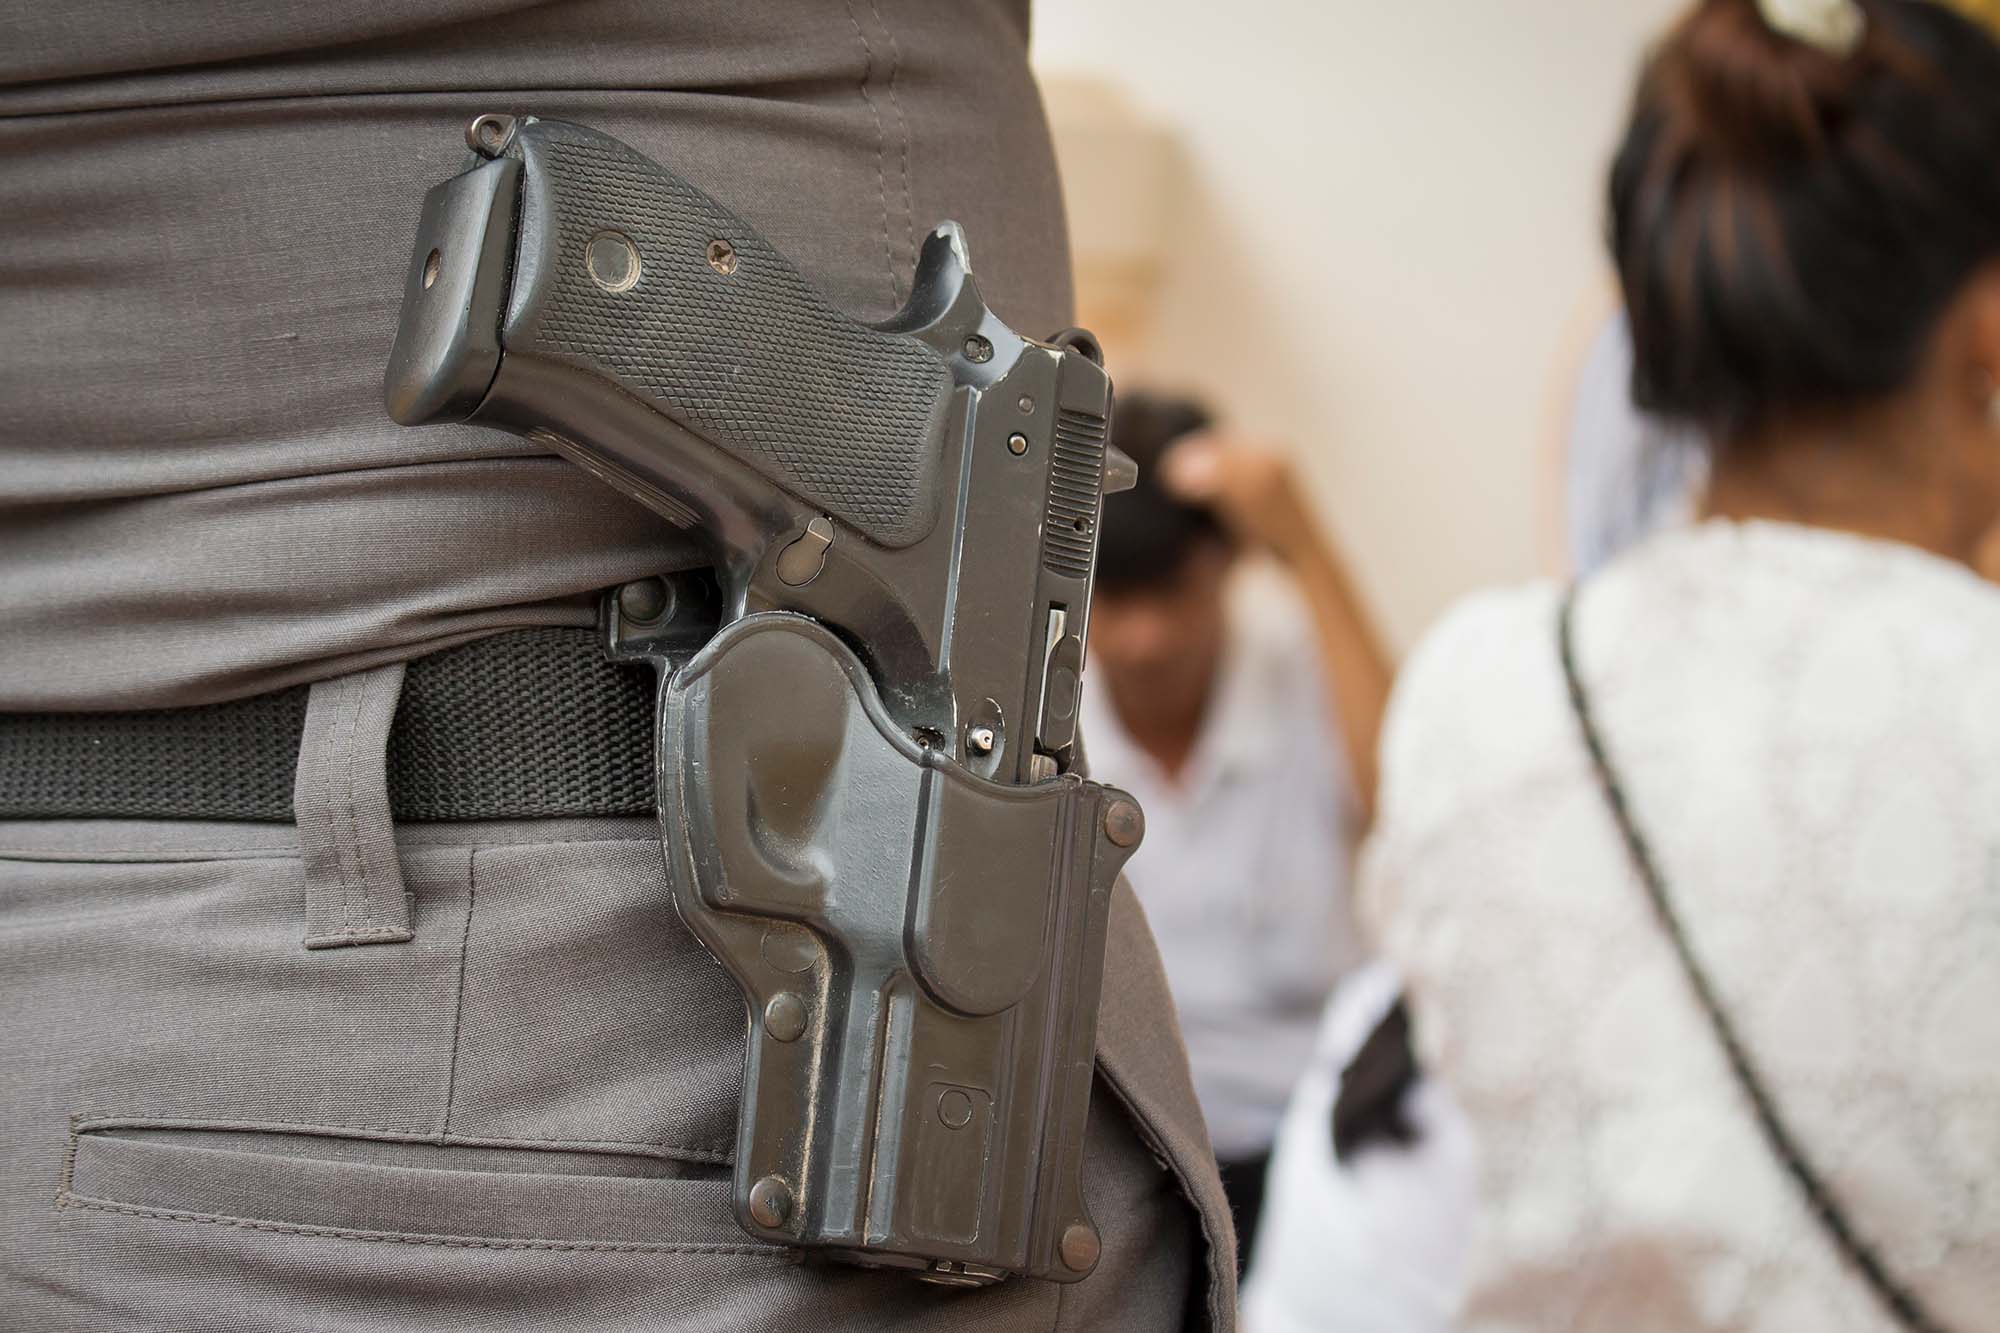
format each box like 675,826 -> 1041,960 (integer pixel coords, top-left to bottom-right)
1557,584 -> 1947,1333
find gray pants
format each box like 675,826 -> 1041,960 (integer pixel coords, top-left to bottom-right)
1,782 -> 1233,1327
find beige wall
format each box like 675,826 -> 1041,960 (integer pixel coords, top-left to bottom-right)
1033,0 -> 1688,650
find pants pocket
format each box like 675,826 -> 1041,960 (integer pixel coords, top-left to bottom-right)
42,1122 -> 1075,1333
60,1122 -> 772,1255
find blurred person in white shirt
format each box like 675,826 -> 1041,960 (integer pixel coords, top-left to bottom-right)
1080,393 -> 1396,1269
1562,312 -> 1706,575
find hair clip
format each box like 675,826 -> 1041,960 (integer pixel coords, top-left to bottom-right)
1756,0 -> 1868,56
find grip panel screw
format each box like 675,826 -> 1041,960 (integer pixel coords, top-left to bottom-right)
585,231 -> 642,293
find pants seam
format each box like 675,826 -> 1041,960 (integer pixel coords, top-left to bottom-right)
842,0 -> 901,307
336,677 -> 367,934
867,0 -> 915,291
1095,1054 -> 1236,1331
439,845 -> 478,1140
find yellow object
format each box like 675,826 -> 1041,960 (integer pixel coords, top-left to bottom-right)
1942,0 -> 2000,37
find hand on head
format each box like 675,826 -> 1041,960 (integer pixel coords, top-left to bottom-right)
1160,434 -> 1326,565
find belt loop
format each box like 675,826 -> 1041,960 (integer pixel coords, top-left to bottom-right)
294,662 -> 414,950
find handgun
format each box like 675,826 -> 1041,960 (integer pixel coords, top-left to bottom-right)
383,114 -> 1143,1286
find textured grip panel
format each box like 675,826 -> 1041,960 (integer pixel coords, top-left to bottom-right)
506,122 -> 953,548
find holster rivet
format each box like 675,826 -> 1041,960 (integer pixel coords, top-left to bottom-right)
748,1175 -> 793,1228
617,577 -> 671,624
1059,1222 -> 1100,1273
1102,800 -> 1144,849
764,992 -> 808,1043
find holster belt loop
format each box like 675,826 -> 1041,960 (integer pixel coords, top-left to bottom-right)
294,663 -> 414,950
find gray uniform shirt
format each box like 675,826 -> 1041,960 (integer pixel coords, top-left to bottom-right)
0,0 -> 1072,709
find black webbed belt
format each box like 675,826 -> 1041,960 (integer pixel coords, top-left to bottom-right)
0,628 -> 655,823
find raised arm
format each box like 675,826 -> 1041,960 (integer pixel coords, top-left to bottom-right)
1163,436 -> 1394,822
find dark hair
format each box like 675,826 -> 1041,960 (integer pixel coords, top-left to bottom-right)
1611,0 -> 2000,442
1095,392 -> 1227,593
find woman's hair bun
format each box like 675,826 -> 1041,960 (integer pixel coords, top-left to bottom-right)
1664,0 -> 1873,167
1611,0 -> 2000,440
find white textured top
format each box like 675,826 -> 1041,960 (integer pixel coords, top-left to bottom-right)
1083,575 -> 1363,1159
1364,520 -> 2000,1332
